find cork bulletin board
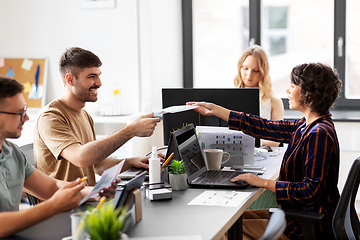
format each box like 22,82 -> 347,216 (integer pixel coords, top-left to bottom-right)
0,58 -> 47,109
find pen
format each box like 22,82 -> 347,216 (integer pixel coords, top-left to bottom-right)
80,176 -> 87,183
162,152 -> 174,167
96,196 -> 106,210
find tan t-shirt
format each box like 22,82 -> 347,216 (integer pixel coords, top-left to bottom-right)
34,99 -> 96,186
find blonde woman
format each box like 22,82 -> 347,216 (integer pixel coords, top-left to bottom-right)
234,45 -> 284,147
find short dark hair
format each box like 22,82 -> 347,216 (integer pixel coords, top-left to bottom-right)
59,47 -> 102,84
0,76 -> 24,104
291,62 -> 342,113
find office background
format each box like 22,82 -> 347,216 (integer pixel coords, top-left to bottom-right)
1,0 -> 360,204
0,0 -> 182,115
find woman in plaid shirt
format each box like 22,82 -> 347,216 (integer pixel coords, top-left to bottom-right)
188,62 -> 342,240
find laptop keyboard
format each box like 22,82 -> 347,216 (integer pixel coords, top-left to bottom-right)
194,171 -> 239,185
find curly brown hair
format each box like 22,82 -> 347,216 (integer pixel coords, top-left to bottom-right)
291,63 -> 342,113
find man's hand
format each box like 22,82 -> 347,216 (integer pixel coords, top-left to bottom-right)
128,113 -> 161,137
126,156 -> 150,169
50,179 -> 85,213
98,178 -> 121,200
157,152 -> 166,162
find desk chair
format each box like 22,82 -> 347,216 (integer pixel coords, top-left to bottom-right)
332,157 -> 360,239
19,143 -> 39,206
259,209 -> 286,240
282,157 -> 360,240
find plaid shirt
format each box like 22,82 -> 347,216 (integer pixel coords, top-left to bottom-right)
229,111 -> 340,240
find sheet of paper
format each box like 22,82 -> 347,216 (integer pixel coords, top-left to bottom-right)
0,58 -> 4,68
79,160 -> 125,205
21,59 -> 33,71
153,105 -> 199,117
188,190 -> 252,207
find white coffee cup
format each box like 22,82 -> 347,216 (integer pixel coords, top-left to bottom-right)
70,212 -> 86,240
204,149 -> 231,170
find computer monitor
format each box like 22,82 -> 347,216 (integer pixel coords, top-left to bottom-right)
162,88 -> 260,146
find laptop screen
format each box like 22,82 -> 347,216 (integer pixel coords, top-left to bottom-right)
168,124 -> 206,177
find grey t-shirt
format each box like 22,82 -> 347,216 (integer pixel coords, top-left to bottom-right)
0,140 -> 35,212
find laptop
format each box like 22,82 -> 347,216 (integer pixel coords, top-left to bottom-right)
165,123 -> 252,189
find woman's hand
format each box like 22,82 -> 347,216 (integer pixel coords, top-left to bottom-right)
186,102 -> 216,116
187,102 -> 231,122
231,173 -> 276,192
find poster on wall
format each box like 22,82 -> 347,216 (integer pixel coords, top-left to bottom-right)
0,57 -> 47,109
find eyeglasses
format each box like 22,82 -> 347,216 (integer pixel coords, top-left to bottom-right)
0,104 -> 28,121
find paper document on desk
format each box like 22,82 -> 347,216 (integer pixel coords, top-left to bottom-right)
153,105 -> 199,117
188,190 -> 252,207
79,160 -> 124,205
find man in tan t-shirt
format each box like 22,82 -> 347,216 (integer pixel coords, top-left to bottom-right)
34,47 -> 161,185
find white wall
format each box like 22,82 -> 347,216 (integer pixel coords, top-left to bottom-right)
0,0 -> 182,115
138,0 -> 183,113
334,122 -> 360,195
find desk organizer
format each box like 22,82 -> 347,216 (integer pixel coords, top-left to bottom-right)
160,166 -> 169,183
144,182 -> 172,201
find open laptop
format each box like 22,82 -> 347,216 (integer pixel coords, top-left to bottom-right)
166,123 -> 252,189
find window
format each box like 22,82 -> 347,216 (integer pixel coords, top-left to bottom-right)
263,6 -> 288,56
192,0 -> 249,88
262,1 -> 334,98
184,0 -> 359,110
345,0 -> 360,99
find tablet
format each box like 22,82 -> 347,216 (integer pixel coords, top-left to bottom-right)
113,171 -> 146,209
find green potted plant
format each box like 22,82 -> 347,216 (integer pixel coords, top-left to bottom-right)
168,159 -> 188,190
81,201 -> 129,240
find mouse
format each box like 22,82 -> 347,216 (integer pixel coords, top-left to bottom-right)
232,179 -> 249,187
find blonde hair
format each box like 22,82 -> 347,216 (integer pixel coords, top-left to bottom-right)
234,45 -> 273,105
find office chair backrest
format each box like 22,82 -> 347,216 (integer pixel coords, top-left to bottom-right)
19,143 -> 39,206
332,157 -> 360,240
20,143 -> 35,166
260,209 -> 287,240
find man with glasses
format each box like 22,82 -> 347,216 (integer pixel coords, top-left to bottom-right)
34,47 -> 162,186
0,76 -> 89,237
0,103 -> 27,122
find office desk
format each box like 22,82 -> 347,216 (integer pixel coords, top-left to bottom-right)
127,147 -> 285,240
0,212 -> 72,240
2,148 -> 285,240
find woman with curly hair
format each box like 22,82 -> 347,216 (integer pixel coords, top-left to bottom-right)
188,62 -> 342,240
234,45 -> 284,146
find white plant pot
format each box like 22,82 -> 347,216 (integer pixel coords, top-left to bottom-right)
169,173 -> 188,190
120,233 -> 129,240
85,232 -> 128,240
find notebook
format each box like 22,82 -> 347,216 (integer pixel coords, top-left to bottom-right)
166,123 -> 252,189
